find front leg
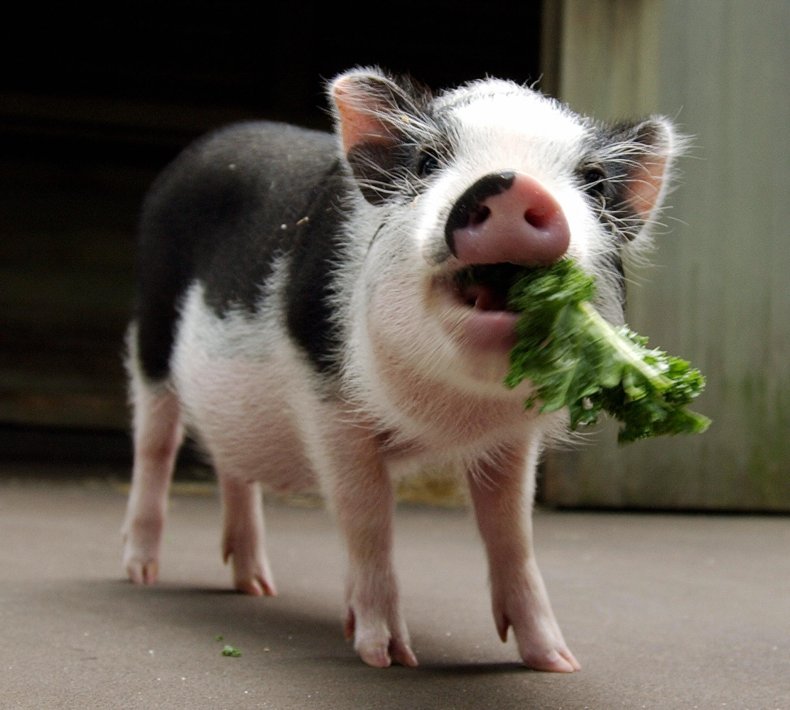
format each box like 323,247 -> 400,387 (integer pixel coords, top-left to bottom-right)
467,440 -> 581,673
316,418 -> 417,668
219,475 -> 277,597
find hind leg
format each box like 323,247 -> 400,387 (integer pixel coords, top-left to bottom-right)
219,474 -> 277,596
122,367 -> 184,585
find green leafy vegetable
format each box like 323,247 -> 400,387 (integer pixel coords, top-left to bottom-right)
505,259 -> 711,443
221,644 -> 242,657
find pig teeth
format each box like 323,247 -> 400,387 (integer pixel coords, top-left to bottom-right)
453,263 -> 525,312
462,283 -> 485,308
458,281 -> 508,312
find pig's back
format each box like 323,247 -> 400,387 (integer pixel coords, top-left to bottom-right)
133,121 -> 346,382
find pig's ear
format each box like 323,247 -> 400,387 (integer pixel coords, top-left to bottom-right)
329,68 -> 429,204
620,118 -> 682,228
329,67 -> 423,154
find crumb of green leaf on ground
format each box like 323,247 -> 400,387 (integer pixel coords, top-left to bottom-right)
221,644 -> 242,657
505,259 -> 711,443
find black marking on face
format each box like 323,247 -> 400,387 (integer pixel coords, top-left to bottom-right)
346,101 -> 454,206
578,121 -> 667,243
346,142 -> 409,205
444,171 -> 517,257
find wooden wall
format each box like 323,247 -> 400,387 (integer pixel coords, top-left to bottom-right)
543,0 -> 790,511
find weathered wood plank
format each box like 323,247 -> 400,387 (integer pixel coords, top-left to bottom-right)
544,0 -> 790,511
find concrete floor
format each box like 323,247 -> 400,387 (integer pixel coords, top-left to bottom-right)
1,467 -> 788,710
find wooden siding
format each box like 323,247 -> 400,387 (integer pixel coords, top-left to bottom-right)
543,0 -> 790,511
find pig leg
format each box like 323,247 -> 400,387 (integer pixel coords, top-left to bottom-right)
219,474 -> 277,597
122,376 -> 183,585
467,442 -> 581,673
318,424 -> 417,668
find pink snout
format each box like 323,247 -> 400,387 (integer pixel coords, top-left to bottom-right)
444,172 -> 570,266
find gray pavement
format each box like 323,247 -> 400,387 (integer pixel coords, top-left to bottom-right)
1,467 -> 788,709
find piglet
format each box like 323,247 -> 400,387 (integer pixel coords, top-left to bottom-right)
122,67 -> 679,671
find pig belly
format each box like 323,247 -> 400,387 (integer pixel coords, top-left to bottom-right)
171,288 -> 316,493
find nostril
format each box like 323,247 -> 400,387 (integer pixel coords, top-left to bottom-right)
470,205 -> 490,226
524,207 -> 550,230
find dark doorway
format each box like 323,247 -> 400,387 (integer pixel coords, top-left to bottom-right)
0,3 -> 545,460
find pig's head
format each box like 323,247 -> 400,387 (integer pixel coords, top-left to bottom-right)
329,67 -> 680,405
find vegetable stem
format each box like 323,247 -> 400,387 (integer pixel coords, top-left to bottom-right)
578,302 -> 672,391
505,260 -> 710,443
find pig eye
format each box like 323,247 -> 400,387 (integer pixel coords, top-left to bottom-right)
580,165 -> 608,196
416,151 -> 440,178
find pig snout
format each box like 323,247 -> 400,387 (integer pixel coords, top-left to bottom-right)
444,172 -> 570,266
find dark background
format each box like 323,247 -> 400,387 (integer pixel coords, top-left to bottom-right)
0,3 -> 546,463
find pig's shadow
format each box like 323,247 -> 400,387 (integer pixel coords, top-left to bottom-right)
97,579 -> 531,676
417,661 -> 532,675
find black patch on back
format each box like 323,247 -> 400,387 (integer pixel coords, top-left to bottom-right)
133,121 -> 348,382
282,172 -> 348,375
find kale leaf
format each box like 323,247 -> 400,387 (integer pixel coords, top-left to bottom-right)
505,259 -> 711,443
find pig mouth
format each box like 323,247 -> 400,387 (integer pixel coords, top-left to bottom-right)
452,263 -> 527,313
442,263 -> 528,350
